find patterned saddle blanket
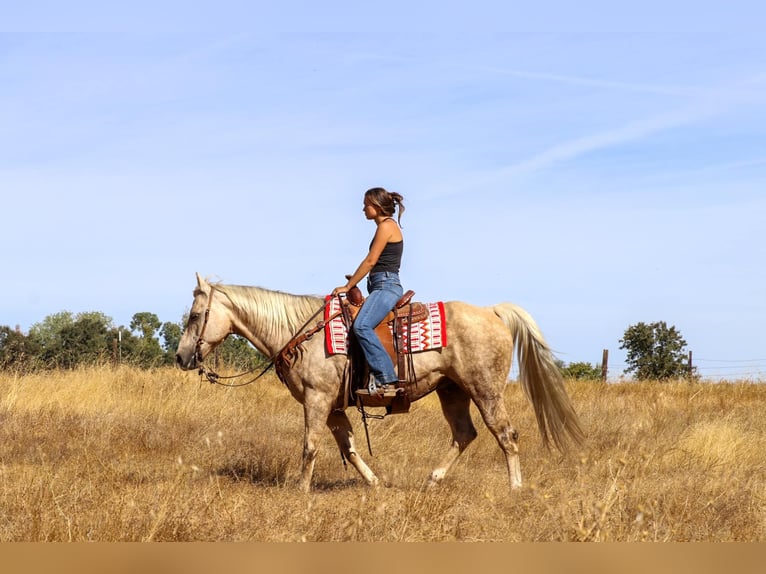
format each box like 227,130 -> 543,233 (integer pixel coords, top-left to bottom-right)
324,295 -> 447,356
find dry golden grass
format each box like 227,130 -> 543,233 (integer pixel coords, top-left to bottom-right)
1,366 -> 764,541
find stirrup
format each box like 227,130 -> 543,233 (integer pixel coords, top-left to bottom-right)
356,380 -> 399,398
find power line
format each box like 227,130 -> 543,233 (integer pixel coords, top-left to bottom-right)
696,357 -> 766,364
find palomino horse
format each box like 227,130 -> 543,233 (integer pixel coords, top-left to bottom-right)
175,273 -> 584,492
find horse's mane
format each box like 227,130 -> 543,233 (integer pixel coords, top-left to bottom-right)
211,283 -> 325,340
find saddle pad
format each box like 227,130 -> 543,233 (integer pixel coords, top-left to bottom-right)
324,296 -> 447,355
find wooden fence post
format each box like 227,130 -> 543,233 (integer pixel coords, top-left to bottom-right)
601,349 -> 609,382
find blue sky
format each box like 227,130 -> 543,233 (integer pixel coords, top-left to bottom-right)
3,2 -> 765,379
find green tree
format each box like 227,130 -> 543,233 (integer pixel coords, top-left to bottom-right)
130,312 -> 162,339
29,311 -> 74,367
160,321 -> 183,364
560,361 -> 602,381
0,326 -> 40,371
619,321 -> 695,381
59,312 -> 112,368
29,311 -> 113,368
128,312 -> 164,367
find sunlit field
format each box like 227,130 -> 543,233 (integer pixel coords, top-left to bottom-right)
1,366 -> 764,541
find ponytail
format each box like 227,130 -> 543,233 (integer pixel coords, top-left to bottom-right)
389,192 -> 405,226
365,187 -> 405,226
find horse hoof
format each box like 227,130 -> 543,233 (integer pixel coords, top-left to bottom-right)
425,476 -> 441,489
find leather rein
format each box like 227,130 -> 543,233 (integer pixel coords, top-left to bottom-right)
194,288 -> 341,388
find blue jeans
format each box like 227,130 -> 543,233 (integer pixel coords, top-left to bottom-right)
352,271 -> 403,385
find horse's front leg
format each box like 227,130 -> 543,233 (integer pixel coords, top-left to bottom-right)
327,410 -> 379,487
298,390 -> 334,492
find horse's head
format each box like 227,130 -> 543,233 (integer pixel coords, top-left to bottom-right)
175,273 -> 233,370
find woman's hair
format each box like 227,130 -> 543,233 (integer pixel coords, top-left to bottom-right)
365,187 -> 405,225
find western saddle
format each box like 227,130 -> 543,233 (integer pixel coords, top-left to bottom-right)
340,285 -> 427,414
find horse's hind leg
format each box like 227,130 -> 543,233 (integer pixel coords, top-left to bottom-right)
473,395 -> 522,490
327,410 -> 379,487
427,380 -> 478,487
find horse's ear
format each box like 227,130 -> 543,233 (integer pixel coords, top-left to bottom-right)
195,272 -> 211,296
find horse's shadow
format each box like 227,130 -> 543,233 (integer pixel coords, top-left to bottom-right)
215,462 -> 362,491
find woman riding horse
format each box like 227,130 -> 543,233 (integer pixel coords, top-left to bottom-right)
332,187 -> 405,395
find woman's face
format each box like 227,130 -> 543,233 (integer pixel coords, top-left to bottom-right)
363,198 -> 379,220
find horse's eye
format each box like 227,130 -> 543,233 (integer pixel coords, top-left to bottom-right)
190,312 -> 200,322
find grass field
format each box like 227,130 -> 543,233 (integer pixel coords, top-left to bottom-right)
1,366 -> 764,541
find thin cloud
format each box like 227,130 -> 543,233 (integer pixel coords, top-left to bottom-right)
478,66 -> 698,97
426,107 -> 706,200
429,73 -> 763,200
498,108 -> 706,177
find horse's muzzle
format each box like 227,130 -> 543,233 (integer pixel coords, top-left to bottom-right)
175,352 -> 197,371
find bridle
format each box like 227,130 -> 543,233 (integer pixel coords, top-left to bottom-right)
192,286 -> 270,387
193,287 -> 215,365
192,287 -> 342,388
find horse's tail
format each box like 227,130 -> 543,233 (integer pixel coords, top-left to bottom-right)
492,303 -> 585,452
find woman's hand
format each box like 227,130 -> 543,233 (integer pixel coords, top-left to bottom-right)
332,274 -> 356,297
332,284 -> 350,297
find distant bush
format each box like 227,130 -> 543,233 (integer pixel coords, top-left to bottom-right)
559,361 -> 602,381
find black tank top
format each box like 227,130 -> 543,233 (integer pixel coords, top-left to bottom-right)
371,240 -> 403,274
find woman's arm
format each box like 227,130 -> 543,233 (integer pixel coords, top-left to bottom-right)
332,220 -> 397,295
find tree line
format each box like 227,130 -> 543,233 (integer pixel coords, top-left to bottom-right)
1,310 -> 694,382
0,310 -> 263,372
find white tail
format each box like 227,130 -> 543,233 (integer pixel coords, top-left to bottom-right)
493,303 -> 585,451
